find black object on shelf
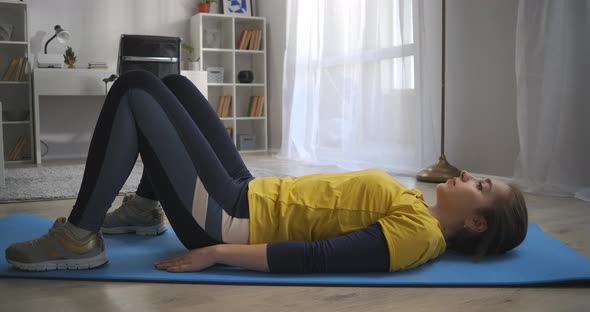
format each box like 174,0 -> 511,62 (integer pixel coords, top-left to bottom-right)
237,70 -> 253,83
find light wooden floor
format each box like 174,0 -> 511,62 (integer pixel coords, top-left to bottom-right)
1,154 -> 589,312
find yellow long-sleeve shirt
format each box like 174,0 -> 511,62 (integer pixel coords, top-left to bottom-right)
247,169 -> 446,272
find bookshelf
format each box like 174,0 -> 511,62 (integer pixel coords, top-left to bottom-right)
0,0 -> 33,164
190,13 -> 267,152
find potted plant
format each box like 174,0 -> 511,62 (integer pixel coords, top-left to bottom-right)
198,0 -> 217,13
63,46 -> 77,69
181,42 -> 200,70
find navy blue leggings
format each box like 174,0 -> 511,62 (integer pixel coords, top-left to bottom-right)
67,70 -> 253,249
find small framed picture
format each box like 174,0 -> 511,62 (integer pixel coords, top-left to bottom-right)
223,0 -> 252,16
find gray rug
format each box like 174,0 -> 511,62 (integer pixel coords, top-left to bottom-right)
0,162 -> 280,202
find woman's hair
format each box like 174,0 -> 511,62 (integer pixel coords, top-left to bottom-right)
446,184 -> 528,257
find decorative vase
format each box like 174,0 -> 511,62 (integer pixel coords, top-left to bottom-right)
210,2 -> 220,13
237,70 -> 253,83
189,61 -> 200,71
198,3 -> 211,13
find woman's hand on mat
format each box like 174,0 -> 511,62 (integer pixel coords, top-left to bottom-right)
154,246 -> 216,272
155,244 -> 270,273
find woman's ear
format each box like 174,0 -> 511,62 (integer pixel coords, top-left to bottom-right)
464,214 -> 488,233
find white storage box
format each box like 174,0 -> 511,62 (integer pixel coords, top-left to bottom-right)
207,67 -> 224,83
238,134 -> 256,150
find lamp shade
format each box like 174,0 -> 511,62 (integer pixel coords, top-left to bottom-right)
54,25 -> 70,43
43,25 -> 70,54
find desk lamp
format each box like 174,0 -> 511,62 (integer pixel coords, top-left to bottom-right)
37,25 -> 70,68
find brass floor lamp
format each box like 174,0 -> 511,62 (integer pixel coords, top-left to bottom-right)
416,0 -> 461,183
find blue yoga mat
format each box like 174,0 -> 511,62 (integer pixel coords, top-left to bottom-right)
1,213 -> 589,286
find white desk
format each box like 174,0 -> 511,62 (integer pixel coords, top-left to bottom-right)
33,68 -> 115,164
32,68 -> 207,164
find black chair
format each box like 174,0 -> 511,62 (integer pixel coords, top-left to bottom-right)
117,34 -> 181,78
104,34 -> 182,92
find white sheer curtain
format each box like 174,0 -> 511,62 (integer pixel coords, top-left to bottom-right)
514,0 -> 590,201
278,0 -> 437,174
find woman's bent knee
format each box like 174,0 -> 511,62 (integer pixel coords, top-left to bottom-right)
103,70 -> 169,111
114,70 -> 162,87
162,74 -> 206,95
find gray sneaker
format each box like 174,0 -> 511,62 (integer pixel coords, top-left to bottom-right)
101,193 -> 167,236
5,217 -> 107,271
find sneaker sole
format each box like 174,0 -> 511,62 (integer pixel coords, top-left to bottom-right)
7,251 -> 108,272
100,223 -> 167,236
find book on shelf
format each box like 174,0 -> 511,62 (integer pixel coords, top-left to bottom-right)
239,30 -> 251,50
15,57 -> 27,80
14,57 -> 24,80
17,136 -> 29,160
248,30 -> 256,50
256,30 -> 262,50
237,30 -> 245,49
216,95 -> 232,117
224,96 -> 230,117
2,58 -> 19,81
252,96 -> 259,117
247,30 -> 256,49
2,57 -> 28,81
226,127 -> 233,137
238,29 -> 262,50
88,61 -> 109,69
253,96 -> 260,117
256,95 -> 264,116
247,95 -> 264,117
222,96 -> 231,117
216,95 -> 224,115
254,30 -> 262,50
237,30 -> 246,49
9,136 -> 27,161
247,96 -> 255,117
223,96 -> 229,116
254,95 -> 260,117
8,136 -> 20,160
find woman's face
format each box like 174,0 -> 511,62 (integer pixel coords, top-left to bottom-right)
435,170 -> 511,227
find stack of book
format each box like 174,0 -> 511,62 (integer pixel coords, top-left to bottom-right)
237,29 -> 263,50
247,95 -> 265,117
1,57 -> 28,81
8,136 -> 28,161
88,61 -> 108,69
216,95 -> 232,117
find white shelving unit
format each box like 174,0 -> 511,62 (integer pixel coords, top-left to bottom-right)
0,0 -> 33,164
190,13 -> 267,152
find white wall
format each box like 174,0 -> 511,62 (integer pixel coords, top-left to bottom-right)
256,0 -> 519,177
255,0 -> 286,153
29,0 -> 200,159
445,0 -> 519,177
